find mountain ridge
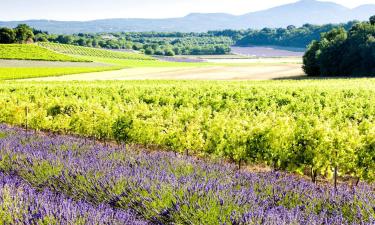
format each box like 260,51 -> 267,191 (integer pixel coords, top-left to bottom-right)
0,0 -> 374,34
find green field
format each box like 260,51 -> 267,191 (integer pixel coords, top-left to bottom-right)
0,67 -> 120,80
0,44 -> 88,62
38,42 -> 155,60
1,79 -> 374,182
0,43 -> 217,80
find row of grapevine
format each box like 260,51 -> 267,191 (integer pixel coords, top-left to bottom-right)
0,80 -> 374,183
38,42 -> 155,60
0,44 -> 88,62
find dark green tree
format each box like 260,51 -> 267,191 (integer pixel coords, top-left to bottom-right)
164,48 -> 175,56
0,27 -> 16,43
56,35 -> 73,44
302,41 -> 320,76
370,15 -> 375,25
15,24 -> 34,43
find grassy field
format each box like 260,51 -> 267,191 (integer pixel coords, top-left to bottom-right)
38,42 -> 155,60
0,59 -> 109,68
0,44 -> 88,62
0,67 -> 120,80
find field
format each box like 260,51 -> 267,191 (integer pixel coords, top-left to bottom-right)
230,46 -> 305,57
0,67 -> 120,80
1,40 -> 374,224
1,80 -> 374,183
0,125 -> 373,224
38,42 -> 155,60
0,44 -> 88,62
27,63 -> 302,81
0,43 -> 305,81
0,43 -> 160,80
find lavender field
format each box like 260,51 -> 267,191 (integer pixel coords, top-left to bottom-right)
0,124 -> 374,224
231,46 -> 305,58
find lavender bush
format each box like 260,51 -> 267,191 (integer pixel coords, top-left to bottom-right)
0,124 -> 374,224
0,172 -> 146,224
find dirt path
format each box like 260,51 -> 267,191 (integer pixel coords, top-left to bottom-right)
27,63 -> 304,81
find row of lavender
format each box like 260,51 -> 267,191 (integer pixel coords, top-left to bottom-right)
0,124 -> 374,224
0,173 -> 146,224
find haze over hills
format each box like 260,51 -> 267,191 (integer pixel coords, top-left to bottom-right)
0,0 -> 374,34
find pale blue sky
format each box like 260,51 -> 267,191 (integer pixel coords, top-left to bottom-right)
1,0 -> 374,21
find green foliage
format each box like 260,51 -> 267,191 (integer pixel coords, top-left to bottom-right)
0,28 -> 16,44
370,15 -> 375,25
302,41 -> 320,76
113,116 -> 133,143
15,24 -> 34,43
235,21 -> 358,48
0,44 -> 89,62
303,17 -> 375,76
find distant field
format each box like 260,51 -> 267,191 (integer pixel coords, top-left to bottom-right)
82,56 -> 211,68
0,43 -> 304,81
27,63 -> 303,81
0,67 -> 120,80
38,42 -> 155,60
0,44 -> 88,62
231,46 -> 305,57
0,59 -> 109,68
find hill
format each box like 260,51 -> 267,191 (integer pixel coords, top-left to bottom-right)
0,44 -> 89,62
0,0 -> 374,33
38,42 -> 155,60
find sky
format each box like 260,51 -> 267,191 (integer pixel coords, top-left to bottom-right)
1,0 -> 374,21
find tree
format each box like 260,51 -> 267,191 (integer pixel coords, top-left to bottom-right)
0,27 -> 16,44
56,35 -> 73,44
144,47 -> 154,55
34,33 -> 48,42
287,25 -> 296,30
370,15 -> 375,25
15,24 -> 34,43
303,20 -> 375,77
154,49 -> 164,55
164,48 -> 175,56
303,41 -> 320,76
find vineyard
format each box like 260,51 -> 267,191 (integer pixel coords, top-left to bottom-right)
0,80 -> 374,184
38,42 -> 155,60
0,44 -> 88,62
0,125 -> 373,224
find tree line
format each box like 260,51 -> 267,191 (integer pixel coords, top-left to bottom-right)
0,19 -> 370,57
210,21 -> 358,48
303,16 -> 375,77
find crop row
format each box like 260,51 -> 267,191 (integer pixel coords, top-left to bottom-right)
0,44 -> 88,62
0,125 -> 373,224
0,171 -> 145,224
38,42 -> 155,60
0,80 -> 374,183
